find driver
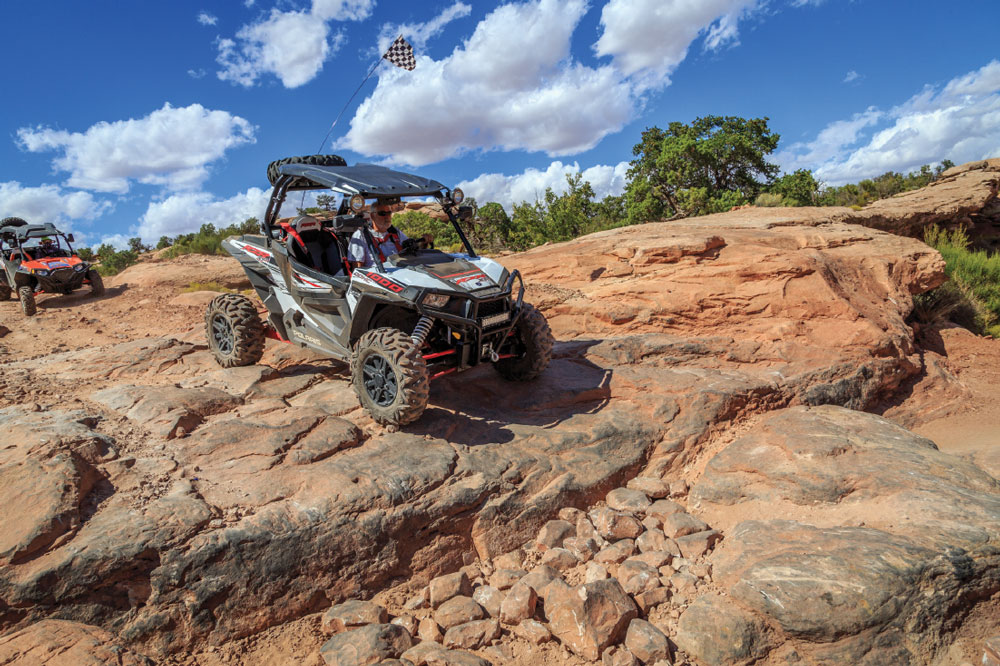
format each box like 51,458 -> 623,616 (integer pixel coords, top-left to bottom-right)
347,201 -> 408,270
37,236 -> 60,257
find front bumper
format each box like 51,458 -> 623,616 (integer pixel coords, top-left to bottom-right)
35,267 -> 86,292
418,271 -> 527,370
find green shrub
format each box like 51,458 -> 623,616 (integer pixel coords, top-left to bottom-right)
163,218 -> 260,258
922,225 -> 1000,336
95,244 -> 138,276
392,210 -> 460,249
754,192 -> 785,207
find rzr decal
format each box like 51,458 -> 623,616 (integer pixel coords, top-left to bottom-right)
240,243 -> 276,265
358,270 -> 405,293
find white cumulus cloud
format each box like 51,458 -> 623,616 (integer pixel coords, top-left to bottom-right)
377,2 -> 471,53
312,0 -> 375,22
780,60 -> 1000,185
197,12 -> 218,26
594,0 -> 760,91
16,103 -> 256,194
843,70 -> 860,83
0,182 -> 112,229
457,160 -> 631,211
340,0 -> 636,166
343,0 -> 784,166
136,188 -> 271,241
216,0 -> 373,88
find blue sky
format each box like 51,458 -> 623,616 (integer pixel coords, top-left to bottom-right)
1,0 -> 997,248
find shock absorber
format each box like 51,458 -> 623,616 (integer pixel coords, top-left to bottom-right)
411,315 -> 434,347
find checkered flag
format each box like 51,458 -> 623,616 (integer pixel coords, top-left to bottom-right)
383,35 -> 416,71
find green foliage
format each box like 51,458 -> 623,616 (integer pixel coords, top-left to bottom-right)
922,225 -> 1000,336
627,116 -> 780,220
754,192 -> 785,207
76,247 -> 95,261
128,237 -> 150,254
500,174 -> 635,251
469,201 -> 514,253
817,161 -> 954,207
95,243 -> 138,276
163,218 -> 260,258
392,210 -> 461,251
315,194 -> 338,211
156,236 -> 173,250
768,169 -> 818,206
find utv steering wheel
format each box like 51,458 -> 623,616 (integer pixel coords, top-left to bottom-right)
400,237 -> 421,256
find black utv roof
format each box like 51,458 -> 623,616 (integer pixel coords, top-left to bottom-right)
0,222 -> 64,239
13,223 -> 63,239
279,163 -> 448,198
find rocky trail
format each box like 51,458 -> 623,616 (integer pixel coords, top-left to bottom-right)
0,160 -> 998,665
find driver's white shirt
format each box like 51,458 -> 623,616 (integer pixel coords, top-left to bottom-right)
348,227 -> 408,268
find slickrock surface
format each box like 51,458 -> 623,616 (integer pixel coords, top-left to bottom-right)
0,160 -> 998,664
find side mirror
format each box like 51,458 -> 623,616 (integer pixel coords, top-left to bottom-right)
67,234 -> 75,243
457,205 -> 474,221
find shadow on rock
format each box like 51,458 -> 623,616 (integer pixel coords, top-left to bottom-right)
36,284 -> 128,310
412,340 -> 613,447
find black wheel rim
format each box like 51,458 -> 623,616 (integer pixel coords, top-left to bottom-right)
362,354 -> 398,406
211,313 -> 235,355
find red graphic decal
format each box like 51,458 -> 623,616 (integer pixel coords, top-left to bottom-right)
243,244 -> 273,261
436,268 -> 480,279
294,273 -> 324,288
454,273 -> 487,284
361,271 -> 405,293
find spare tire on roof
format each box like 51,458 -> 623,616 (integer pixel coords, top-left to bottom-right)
267,155 -> 347,186
0,217 -> 28,227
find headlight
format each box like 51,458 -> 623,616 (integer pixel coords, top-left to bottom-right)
451,188 -> 464,205
34,269 -> 49,276
423,293 -> 450,308
74,264 -> 86,272
349,194 -> 365,212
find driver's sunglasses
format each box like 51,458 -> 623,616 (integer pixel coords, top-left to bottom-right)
374,209 -> 391,217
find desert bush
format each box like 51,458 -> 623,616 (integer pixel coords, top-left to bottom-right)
95,244 -> 138,276
922,225 -> 1000,336
754,192 -> 785,207
163,218 -> 260,258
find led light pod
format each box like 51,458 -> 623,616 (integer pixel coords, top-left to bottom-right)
349,194 -> 366,212
451,188 -> 464,205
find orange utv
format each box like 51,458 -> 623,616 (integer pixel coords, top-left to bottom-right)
0,217 -> 104,316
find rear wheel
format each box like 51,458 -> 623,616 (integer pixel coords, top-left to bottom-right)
351,327 -> 429,427
18,286 -> 36,317
493,303 -> 553,381
205,294 -> 265,367
87,269 -> 105,296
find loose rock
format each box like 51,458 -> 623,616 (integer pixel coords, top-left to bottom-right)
433,597 -> 485,630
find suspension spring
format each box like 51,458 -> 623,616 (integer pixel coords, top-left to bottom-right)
411,315 -> 434,347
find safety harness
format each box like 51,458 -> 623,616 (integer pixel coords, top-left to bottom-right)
371,225 -> 403,262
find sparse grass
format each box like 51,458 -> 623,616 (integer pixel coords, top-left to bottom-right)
181,281 -> 234,293
922,225 -> 1000,337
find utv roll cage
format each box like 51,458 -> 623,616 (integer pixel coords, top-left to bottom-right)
0,222 -> 77,258
263,163 -> 477,274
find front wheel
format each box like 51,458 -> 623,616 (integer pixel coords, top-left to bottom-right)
87,269 -> 105,297
18,286 -> 36,317
351,328 -> 429,427
205,293 -> 265,367
493,303 -> 553,381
